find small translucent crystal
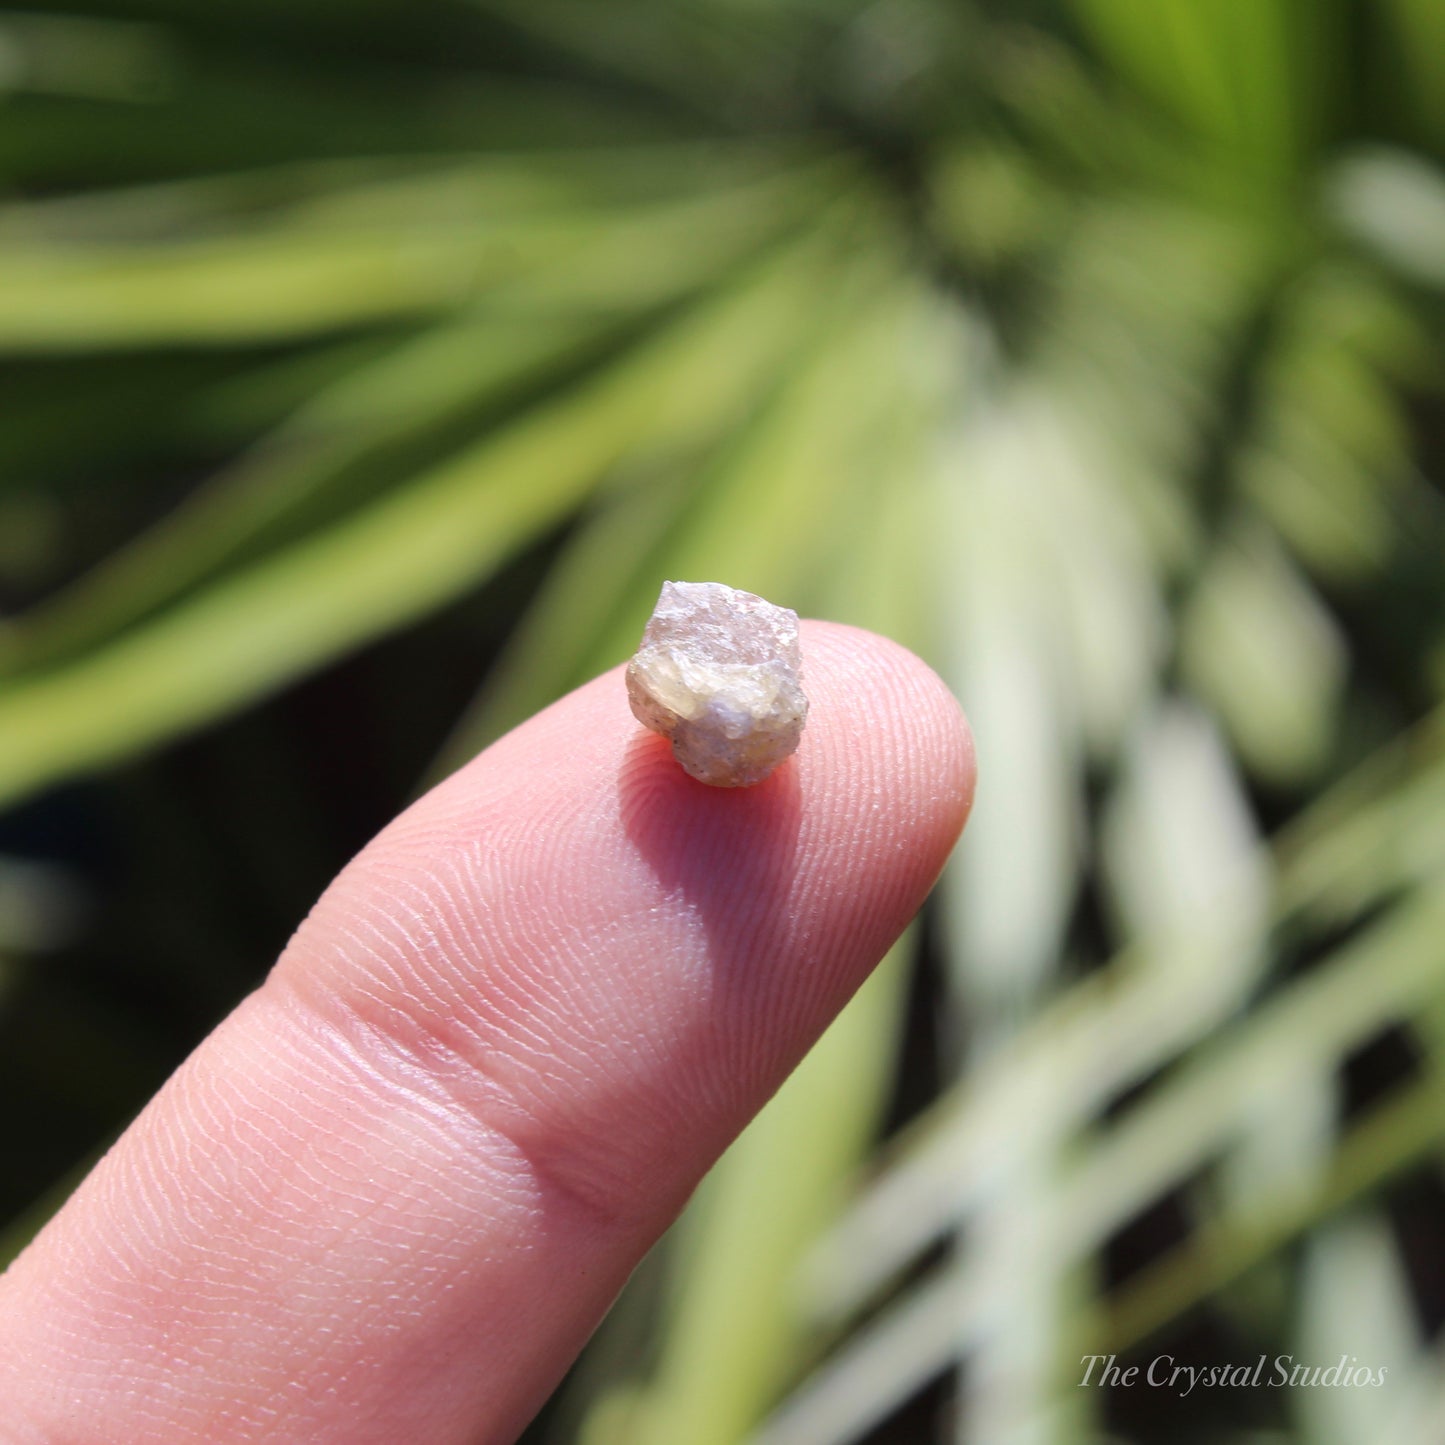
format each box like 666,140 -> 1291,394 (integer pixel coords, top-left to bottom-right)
626,581 -> 808,787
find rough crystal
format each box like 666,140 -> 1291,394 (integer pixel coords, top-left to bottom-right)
626,581 -> 808,787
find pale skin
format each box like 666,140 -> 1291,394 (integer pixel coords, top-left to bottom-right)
0,622 -> 975,1443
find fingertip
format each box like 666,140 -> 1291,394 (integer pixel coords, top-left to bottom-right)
0,616 -> 979,1445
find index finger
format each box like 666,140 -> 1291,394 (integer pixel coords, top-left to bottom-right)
0,621 -> 974,1444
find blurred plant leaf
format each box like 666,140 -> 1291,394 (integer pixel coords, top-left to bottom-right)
0,153 -> 826,349
0,219 -> 856,806
1179,521 -> 1347,784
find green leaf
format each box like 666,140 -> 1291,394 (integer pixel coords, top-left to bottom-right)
1069,0 -> 1336,180
1179,521 -> 1347,784
0,224 -> 848,807
0,312 -> 620,676
0,152 -> 826,349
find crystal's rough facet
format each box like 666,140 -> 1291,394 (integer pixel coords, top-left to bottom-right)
626,581 -> 808,787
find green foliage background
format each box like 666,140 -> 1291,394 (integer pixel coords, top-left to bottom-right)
2,1 -> 1445,1440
